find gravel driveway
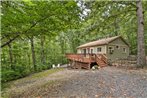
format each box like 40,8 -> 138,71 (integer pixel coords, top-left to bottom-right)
47,67 -> 147,98
2,67 -> 147,98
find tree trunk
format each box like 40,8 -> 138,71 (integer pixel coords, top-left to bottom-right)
72,41 -> 76,53
27,52 -> 31,66
40,35 -> 45,64
2,50 -> 6,63
61,43 -> 64,64
30,36 -> 37,71
136,0 -> 146,67
114,18 -> 119,36
8,44 -> 14,69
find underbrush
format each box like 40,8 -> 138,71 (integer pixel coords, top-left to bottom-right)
1,66 -> 30,83
31,68 -> 64,78
1,64 -> 53,84
1,65 -> 64,90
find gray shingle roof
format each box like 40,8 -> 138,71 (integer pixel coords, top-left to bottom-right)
77,36 -> 129,49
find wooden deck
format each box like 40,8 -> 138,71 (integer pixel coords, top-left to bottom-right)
66,53 -> 107,69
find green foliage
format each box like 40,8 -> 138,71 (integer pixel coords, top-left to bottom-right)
1,0 -> 80,83
1,70 -> 21,82
1,65 -> 30,83
1,1 -> 147,83
32,68 -> 64,78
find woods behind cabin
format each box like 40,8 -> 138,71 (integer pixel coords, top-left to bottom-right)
1,1 -> 147,83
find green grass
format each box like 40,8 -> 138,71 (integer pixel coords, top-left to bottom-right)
1,68 -> 65,98
1,68 -> 64,91
30,68 -> 64,78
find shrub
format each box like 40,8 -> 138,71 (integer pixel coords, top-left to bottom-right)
1,70 -> 21,83
1,65 -> 31,83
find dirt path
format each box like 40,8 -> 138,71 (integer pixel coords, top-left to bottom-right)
2,67 -> 147,98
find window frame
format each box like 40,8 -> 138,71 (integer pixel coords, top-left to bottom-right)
97,47 -> 102,53
123,47 -> 127,53
109,46 -> 114,54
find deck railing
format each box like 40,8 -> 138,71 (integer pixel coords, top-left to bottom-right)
65,53 -> 107,64
99,54 -> 107,64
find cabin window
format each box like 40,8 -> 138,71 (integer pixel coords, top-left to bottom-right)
97,47 -> 101,52
109,46 -> 114,54
123,48 -> 126,53
116,45 -> 120,49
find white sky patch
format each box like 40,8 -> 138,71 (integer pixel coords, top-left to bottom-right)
77,0 -> 91,20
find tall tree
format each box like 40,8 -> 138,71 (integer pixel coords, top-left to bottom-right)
29,36 -> 36,71
136,0 -> 146,67
40,35 -> 45,64
8,44 -> 13,69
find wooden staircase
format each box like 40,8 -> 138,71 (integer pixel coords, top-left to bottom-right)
95,54 -> 107,67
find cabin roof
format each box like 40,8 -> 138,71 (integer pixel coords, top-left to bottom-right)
77,36 -> 129,49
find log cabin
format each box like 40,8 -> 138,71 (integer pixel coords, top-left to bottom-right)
66,36 -> 129,69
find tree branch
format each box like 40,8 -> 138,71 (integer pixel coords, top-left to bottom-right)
1,15 -> 50,48
1,35 -> 19,48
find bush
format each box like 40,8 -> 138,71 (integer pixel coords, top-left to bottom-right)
14,65 -> 31,77
1,70 -> 21,83
1,63 -> 53,83
36,64 -> 50,72
21,69 -> 31,77
1,65 -> 31,83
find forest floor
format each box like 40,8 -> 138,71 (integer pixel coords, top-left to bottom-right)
2,66 -> 147,98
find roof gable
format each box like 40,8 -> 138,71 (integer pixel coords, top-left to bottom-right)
110,36 -> 129,46
77,36 -> 129,49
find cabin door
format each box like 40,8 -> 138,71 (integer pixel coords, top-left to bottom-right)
91,49 -> 93,54
83,49 -> 86,56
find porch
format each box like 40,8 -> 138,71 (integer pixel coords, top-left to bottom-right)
65,53 -> 108,69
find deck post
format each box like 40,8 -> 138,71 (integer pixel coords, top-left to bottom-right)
88,63 -> 91,69
79,62 -> 82,69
